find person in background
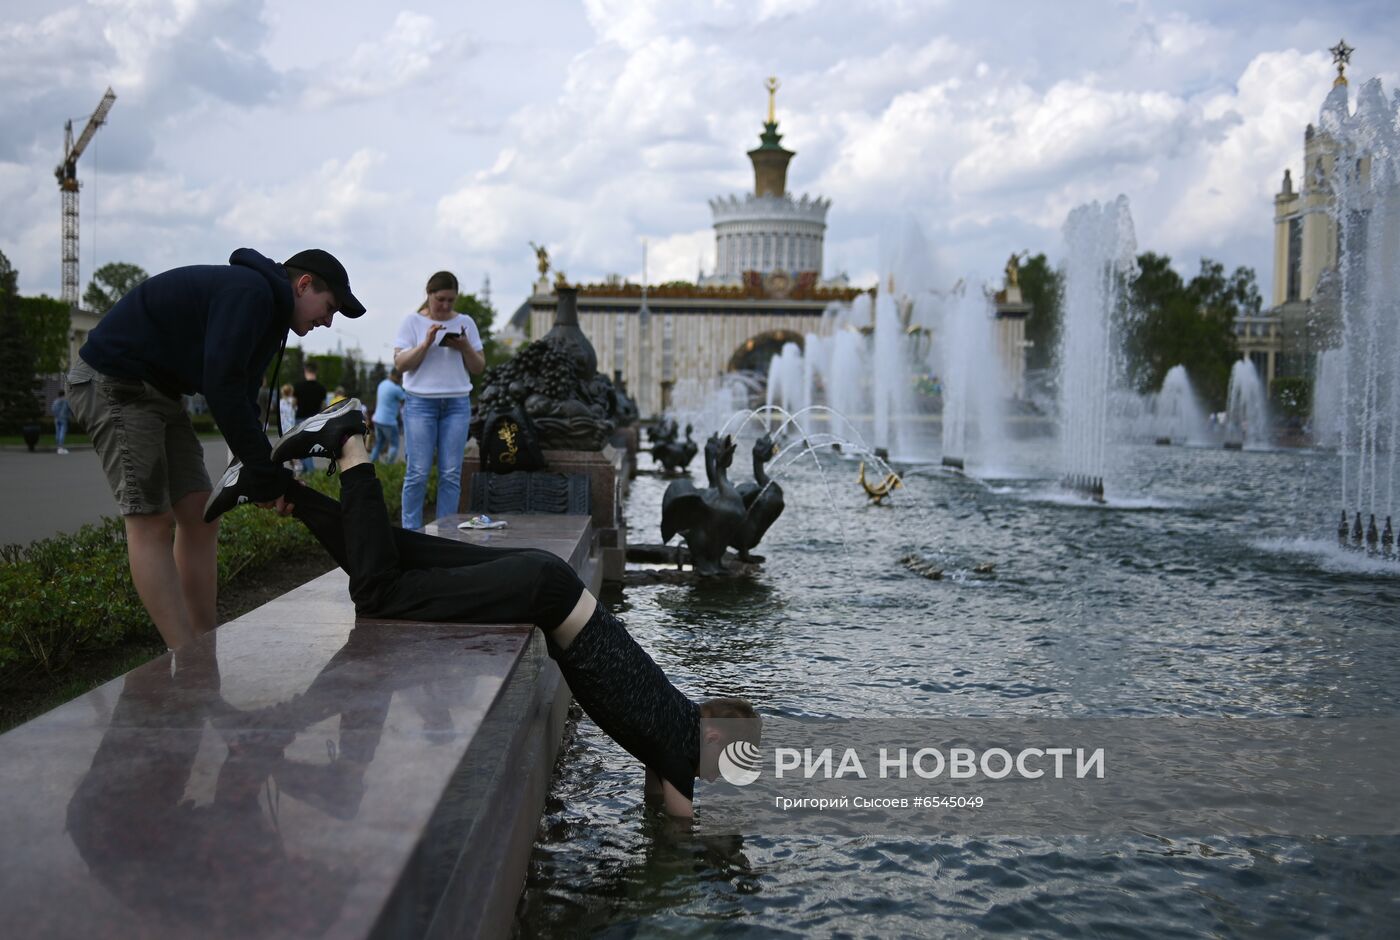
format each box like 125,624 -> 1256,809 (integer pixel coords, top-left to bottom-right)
278,384 -> 296,436
369,368 -> 406,464
278,383 -> 299,476
329,386 -> 347,406
392,271 -> 484,529
256,378 -> 271,432
292,361 -> 327,478
51,389 -> 73,455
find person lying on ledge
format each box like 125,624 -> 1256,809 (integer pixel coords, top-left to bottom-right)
204,398 -> 760,817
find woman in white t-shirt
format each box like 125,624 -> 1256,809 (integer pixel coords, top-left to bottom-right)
392,270 -> 485,528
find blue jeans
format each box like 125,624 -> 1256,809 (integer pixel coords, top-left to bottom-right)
369,421 -> 399,464
54,418 -> 68,447
402,393 -> 471,529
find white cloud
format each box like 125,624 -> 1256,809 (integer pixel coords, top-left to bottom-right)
5,0 -> 1400,362
437,182 -> 574,254
644,228 -> 715,283
221,150 -> 394,243
1157,49 -> 1329,254
303,11 -> 473,108
92,0 -> 279,105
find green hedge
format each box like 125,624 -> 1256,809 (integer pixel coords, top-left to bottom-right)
0,460 -> 436,681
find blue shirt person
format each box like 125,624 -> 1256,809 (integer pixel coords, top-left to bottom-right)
51,390 -> 74,453
369,370 -> 407,464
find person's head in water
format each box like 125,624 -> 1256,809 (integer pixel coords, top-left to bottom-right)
696,697 -> 762,781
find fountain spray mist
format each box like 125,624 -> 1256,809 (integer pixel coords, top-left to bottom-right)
1057,196 -> 1138,500
1327,78 -> 1400,548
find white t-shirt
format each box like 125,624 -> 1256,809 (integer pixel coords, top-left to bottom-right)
393,312 -> 484,398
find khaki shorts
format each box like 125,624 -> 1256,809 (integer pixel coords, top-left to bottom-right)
67,357 -> 212,516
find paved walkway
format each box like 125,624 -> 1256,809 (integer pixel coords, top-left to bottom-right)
0,441 -> 232,547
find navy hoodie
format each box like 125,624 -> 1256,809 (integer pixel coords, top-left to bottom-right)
79,248 -> 292,494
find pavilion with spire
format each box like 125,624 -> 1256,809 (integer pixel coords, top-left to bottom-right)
700,77 -> 839,291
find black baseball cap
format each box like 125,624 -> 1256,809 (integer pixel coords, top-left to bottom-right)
283,249 -> 366,318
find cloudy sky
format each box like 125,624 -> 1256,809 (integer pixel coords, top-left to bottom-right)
2,0 -> 1396,366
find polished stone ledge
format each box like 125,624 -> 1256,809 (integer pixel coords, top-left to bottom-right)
0,512 -> 595,939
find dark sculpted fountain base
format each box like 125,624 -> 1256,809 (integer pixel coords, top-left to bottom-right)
624,544 -> 763,585
473,286 -> 635,453
1338,510 -> 1396,560
1060,474 -> 1105,502
647,417 -> 698,476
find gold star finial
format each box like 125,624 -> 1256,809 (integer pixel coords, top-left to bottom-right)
1330,39 -> 1354,86
765,76 -> 780,124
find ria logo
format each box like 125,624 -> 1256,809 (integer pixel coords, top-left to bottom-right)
718,741 -> 763,786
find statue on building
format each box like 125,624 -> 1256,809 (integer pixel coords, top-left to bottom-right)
1005,252 -> 1024,290
529,241 -> 550,278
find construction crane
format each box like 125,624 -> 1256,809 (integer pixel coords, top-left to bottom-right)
54,87 -> 117,309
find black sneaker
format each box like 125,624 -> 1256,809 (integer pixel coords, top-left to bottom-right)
270,398 -> 366,463
204,459 -> 254,523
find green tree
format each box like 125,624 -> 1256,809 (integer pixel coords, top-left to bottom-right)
272,345 -> 306,391
16,295 -> 71,373
1019,253 -> 1062,372
454,291 -> 510,368
0,251 -> 41,432
340,350 -> 361,399
1272,375 -> 1311,421
82,262 -> 149,314
306,353 -> 344,392
1123,253 -> 1244,410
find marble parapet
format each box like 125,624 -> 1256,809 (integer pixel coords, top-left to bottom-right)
458,445 -> 626,583
0,512 -> 594,939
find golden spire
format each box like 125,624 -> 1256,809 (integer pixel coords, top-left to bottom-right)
1330,39 -> 1354,87
765,76 -> 780,124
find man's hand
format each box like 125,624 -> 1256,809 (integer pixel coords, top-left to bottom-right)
256,495 -> 296,516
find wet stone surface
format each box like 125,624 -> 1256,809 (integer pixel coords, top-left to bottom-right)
1,513 -> 595,939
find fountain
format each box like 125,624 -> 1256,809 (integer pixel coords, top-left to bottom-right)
765,342 -> 806,419
764,292 -> 927,460
671,372 -> 756,435
939,286 -> 1010,471
1147,365 -> 1210,446
1326,77 -> 1400,555
1312,348 -> 1345,447
1057,196 -> 1138,500
1223,358 -> 1270,450
759,221 -> 1026,470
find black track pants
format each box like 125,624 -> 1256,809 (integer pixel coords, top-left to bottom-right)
288,466 -> 585,629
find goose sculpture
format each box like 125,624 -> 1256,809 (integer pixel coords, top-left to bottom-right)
653,423 -> 698,475
660,434 -> 745,575
733,433 -> 784,562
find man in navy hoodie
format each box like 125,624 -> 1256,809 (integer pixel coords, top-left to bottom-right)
67,248 -> 366,650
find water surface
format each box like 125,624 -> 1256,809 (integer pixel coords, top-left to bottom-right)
517,442 -> 1399,937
